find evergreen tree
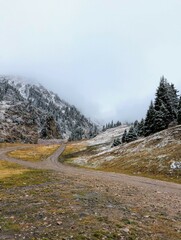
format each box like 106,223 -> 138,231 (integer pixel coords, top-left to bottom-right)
69,126 -> 84,141
112,138 -> 121,147
144,101 -> 155,136
137,118 -> 145,136
126,126 -> 138,143
154,76 -> 178,129
169,83 -> 179,119
102,125 -> 106,131
133,120 -> 139,134
102,120 -> 122,131
154,102 -> 169,132
115,121 -> 122,127
178,96 -> 181,124
122,130 -> 127,143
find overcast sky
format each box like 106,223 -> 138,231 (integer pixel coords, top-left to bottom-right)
0,0 -> 181,123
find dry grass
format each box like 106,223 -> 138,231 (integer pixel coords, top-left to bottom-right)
8,144 -> 60,162
59,142 -> 99,165
0,160 -> 28,179
63,142 -> 87,155
0,143 -> 29,148
61,140 -> 181,183
101,142 -> 181,183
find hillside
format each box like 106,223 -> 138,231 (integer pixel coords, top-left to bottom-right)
60,125 -> 181,183
0,75 -> 96,143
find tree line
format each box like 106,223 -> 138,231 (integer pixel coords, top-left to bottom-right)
112,76 -> 181,147
102,120 -> 122,131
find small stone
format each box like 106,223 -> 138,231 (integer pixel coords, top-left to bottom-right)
122,227 -> 129,233
107,204 -> 113,208
57,221 -> 62,225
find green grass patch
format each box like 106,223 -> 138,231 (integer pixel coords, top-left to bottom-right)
0,216 -> 21,233
0,168 -> 52,189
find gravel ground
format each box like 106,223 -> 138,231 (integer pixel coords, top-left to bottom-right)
0,145 -> 180,240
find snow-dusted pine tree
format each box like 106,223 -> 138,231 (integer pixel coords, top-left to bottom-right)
126,126 -> 138,143
178,96 -> 181,124
144,101 -> 155,136
144,76 -> 179,136
154,76 -> 178,129
122,129 -> 127,143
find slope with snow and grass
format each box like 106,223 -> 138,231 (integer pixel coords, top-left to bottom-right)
60,125 -> 181,183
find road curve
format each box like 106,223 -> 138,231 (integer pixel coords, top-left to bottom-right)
0,144 -> 181,197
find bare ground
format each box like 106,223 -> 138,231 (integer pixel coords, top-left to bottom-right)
0,145 -> 180,240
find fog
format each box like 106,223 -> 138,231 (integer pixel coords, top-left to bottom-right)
0,0 -> 181,123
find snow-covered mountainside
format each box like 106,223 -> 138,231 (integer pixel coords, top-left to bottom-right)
0,75 -> 97,143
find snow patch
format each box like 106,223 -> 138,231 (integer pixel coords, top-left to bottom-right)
87,125 -> 129,145
170,161 -> 181,169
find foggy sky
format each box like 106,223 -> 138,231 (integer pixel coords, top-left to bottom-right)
0,0 -> 181,123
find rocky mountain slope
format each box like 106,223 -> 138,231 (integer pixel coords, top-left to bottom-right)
0,75 -> 96,143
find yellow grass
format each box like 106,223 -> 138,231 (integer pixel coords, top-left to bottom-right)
0,160 -> 28,179
61,141 -> 181,183
63,142 -> 87,156
0,143 -> 29,148
100,143 -> 181,183
8,144 -> 60,162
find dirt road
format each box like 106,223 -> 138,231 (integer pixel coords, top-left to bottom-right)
0,144 -> 181,239
1,145 -> 180,195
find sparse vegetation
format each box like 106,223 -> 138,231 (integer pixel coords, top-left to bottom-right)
101,142 -> 181,183
0,160 -> 52,189
0,160 -> 28,179
0,161 -> 180,240
0,140 -> 180,239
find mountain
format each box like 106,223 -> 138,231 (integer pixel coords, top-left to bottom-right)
0,75 -> 97,143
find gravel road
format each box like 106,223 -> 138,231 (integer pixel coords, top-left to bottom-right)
1,145 -> 180,196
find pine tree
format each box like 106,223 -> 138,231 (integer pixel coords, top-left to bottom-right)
178,97 -> 181,124
126,126 -> 138,143
137,118 -> 145,136
133,120 -> 139,134
112,138 -> 121,147
122,130 -> 127,143
116,121 -> 122,127
169,83 -> 179,119
154,76 -> 178,129
154,102 -> 169,132
144,101 -> 155,136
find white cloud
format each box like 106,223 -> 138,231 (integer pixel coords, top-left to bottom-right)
0,0 -> 181,123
